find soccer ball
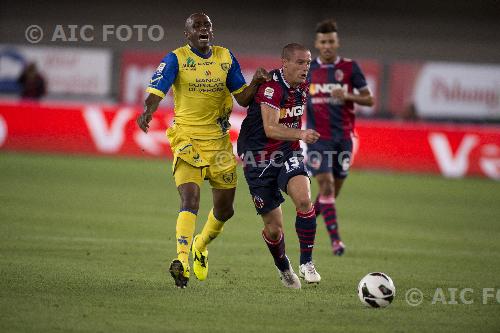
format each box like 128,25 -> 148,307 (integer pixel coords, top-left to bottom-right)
357,272 -> 396,308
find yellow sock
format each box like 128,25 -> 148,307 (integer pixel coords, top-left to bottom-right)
195,209 -> 225,252
176,211 -> 197,264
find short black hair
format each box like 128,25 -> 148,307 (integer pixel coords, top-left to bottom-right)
185,13 -> 210,30
281,43 -> 309,60
315,19 -> 338,34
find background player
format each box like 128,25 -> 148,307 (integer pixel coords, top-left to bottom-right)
137,13 -> 269,288
238,43 -> 321,289
306,19 -> 374,255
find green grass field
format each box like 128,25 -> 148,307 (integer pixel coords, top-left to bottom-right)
1,152 -> 499,332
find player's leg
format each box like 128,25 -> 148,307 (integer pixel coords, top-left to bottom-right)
315,171 -> 342,254
243,159 -> 300,289
169,159 -> 205,288
286,174 -> 321,283
191,187 -> 235,281
334,177 -> 346,198
192,137 -> 237,280
329,138 -> 353,255
261,206 -> 301,289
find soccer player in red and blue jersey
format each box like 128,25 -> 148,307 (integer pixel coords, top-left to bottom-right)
238,43 -> 321,288
307,20 -> 374,255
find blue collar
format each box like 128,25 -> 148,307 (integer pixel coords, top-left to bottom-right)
189,45 -> 212,59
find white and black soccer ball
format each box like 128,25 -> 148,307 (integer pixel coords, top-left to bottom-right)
357,272 -> 396,308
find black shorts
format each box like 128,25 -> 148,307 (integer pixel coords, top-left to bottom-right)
307,138 -> 353,179
243,153 -> 309,215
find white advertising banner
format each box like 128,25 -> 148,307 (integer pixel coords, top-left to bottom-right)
0,45 -> 112,96
414,63 -> 500,119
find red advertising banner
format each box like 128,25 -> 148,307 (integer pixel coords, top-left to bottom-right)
1,101 -> 499,180
353,120 -> 500,179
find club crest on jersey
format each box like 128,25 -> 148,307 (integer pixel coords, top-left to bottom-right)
220,63 -> 230,72
335,69 -> 344,81
279,105 -> 304,119
264,87 -> 274,99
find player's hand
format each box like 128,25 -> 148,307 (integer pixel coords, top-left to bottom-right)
251,67 -> 271,85
300,129 -> 320,144
137,112 -> 153,133
331,88 -> 346,102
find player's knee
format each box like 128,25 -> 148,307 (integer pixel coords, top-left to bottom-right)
321,185 -> 334,196
264,225 -> 282,241
319,180 -> 334,196
295,198 -> 313,213
214,206 -> 234,222
180,194 -> 200,212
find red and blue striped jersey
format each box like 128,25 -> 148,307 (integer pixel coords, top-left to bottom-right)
307,57 -> 368,140
237,68 -> 308,161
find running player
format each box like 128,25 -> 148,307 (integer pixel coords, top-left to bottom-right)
238,43 -> 321,289
137,13 -> 269,288
307,19 -> 374,255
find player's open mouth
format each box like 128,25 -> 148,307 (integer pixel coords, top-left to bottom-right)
199,34 -> 209,42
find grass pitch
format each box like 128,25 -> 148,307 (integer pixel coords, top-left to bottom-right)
1,152 -> 499,332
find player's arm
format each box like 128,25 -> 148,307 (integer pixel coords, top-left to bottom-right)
261,104 -> 319,144
138,94 -> 162,133
331,61 -> 374,107
137,53 -> 179,133
333,87 -> 374,106
233,68 -> 270,107
226,51 -> 270,107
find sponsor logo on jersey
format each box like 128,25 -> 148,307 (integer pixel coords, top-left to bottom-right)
279,105 -> 304,119
156,62 -> 166,73
182,57 -> 196,70
309,83 -> 347,95
199,61 -> 216,66
264,87 -> 274,99
149,75 -> 163,85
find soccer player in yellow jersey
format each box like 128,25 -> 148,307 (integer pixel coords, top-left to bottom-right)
137,13 -> 269,288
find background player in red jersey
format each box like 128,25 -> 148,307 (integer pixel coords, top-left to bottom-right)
306,19 -> 374,255
238,44 -> 321,288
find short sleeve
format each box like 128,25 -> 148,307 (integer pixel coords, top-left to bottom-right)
226,51 -> 247,94
145,52 -> 179,98
351,61 -> 368,91
255,81 -> 283,111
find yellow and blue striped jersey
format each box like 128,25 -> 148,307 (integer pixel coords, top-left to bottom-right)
146,45 -> 247,139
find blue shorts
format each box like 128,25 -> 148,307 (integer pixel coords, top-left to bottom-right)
307,138 -> 353,179
243,153 -> 309,215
